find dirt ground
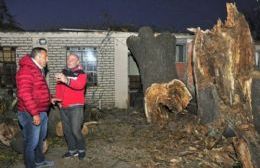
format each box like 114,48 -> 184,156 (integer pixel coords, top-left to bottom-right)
0,108 -> 241,168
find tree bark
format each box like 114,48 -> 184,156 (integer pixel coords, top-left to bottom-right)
127,27 -> 178,93
144,79 -> 192,126
0,120 -> 19,146
191,3 -> 260,167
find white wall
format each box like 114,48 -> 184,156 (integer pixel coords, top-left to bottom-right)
255,44 -> 260,67
256,44 -> 260,51
128,56 -> 139,76
114,32 -> 136,108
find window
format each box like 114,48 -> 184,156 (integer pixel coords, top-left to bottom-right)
0,47 -> 16,88
66,47 -> 97,86
256,50 -> 260,70
176,44 -> 186,62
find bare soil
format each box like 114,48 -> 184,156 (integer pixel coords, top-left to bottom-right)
1,108 -> 241,168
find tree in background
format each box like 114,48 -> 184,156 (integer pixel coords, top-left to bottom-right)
0,0 -> 22,31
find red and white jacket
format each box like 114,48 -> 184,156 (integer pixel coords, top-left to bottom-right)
16,55 -> 51,116
55,66 -> 87,108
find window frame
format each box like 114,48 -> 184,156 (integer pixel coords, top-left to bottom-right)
256,50 -> 260,70
175,44 -> 186,63
0,47 -> 16,88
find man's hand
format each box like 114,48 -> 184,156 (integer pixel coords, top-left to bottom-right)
33,114 -> 41,125
51,98 -> 62,105
55,73 -> 68,84
51,98 -> 62,108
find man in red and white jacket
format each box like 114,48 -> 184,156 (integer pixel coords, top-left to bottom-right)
16,47 -> 54,168
52,54 -> 87,160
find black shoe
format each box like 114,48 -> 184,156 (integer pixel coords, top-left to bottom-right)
78,152 -> 86,160
62,151 -> 78,158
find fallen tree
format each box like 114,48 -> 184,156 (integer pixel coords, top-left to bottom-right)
142,3 -> 260,167
190,3 -> 260,167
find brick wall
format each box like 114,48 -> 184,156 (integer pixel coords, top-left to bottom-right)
0,32 -> 116,108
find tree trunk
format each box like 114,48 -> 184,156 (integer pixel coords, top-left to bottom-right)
127,27 -> 178,93
48,107 -> 61,137
0,120 -> 19,146
251,74 -> 260,134
10,131 -> 48,154
144,79 -> 192,126
192,3 -> 260,167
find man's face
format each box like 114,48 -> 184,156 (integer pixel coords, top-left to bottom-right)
67,55 -> 79,69
36,50 -> 48,68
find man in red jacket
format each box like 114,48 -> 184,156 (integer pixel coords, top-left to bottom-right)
16,47 -> 54,168
52,54 -> 87,160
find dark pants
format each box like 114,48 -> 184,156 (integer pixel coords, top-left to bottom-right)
18,112 -> 48,168
60,106 -> 85,153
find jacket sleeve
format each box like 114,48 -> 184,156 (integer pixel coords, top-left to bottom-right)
16,68 -> 39,116
55,83 -> 63,99
68,73 -> 87,90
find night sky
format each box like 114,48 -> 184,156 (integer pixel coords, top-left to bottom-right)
5,0 -> 259,31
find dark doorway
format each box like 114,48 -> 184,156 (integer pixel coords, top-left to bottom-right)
128,53 -> 143,109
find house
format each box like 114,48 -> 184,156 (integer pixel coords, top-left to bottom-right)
255,41 -> 260,69
0,30 -> 196,109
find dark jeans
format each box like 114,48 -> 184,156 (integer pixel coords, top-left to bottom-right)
18,112 -> 48,168
60,106 -> 85,153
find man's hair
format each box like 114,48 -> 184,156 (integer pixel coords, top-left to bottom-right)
30,47 -> 47,58
69,53 -> 80,60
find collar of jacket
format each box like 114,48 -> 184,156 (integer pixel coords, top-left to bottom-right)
31,58 -> 43,70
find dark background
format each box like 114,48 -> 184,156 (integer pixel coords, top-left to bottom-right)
4,0 -> 259,32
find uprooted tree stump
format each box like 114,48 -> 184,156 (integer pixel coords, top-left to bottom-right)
0,119 -> 19,146
144,79 -> 192,126
127,27 -> 178,93
190,3 -> 260,167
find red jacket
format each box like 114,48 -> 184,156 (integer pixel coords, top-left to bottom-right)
55,68 -> 87,108
16,55 -> 50,116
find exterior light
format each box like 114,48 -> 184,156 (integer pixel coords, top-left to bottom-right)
39,38 -> 47,45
